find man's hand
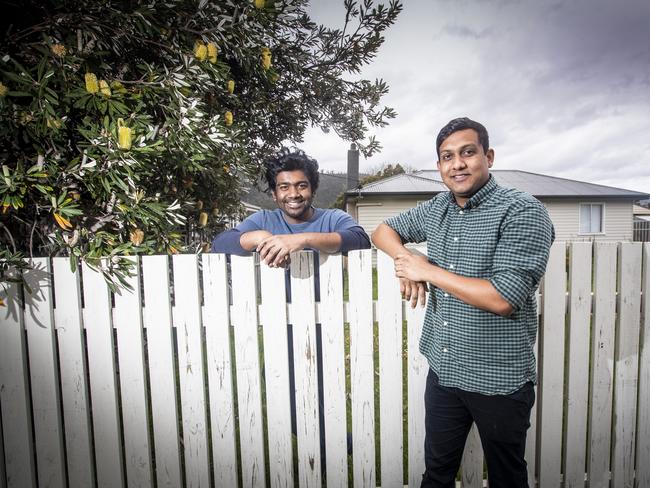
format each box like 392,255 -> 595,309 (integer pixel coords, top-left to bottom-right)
256,234 -> 306,267
399,277 -> 427,308
394,252 -> 432,283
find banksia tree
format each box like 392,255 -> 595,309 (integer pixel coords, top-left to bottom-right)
0,0 -> 401,289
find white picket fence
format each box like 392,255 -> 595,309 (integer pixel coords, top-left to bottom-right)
0,242 -> 649,488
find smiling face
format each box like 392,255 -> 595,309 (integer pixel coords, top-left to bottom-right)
437,128 -> 494,207
271,169 -> 315,223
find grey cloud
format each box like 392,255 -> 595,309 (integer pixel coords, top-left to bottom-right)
440,24 -> 494,39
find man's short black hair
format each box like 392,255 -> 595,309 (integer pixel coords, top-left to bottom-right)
436,117 -> 490,158
264,147 -> 320,192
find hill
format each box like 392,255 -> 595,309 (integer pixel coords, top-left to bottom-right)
243,172 -> 355,209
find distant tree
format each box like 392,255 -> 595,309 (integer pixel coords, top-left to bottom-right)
0,0 -> 402,289
332,161 -> 404,209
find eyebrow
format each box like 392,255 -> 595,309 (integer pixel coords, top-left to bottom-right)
440,143 -> 478,154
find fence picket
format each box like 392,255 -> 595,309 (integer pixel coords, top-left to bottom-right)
230,255 -> 266,487
259,261 -> 293,488
564,242 -> 592,488
460,425 -> 482,488
0,276 -> 36,488
171,254 -> 211,488
290,252 -> 322,487
611,243 -> 642,488
347,249 -> 375,488
141,255 -> 182,488
525,303 -> 539,488
406,303 -> 427,488
318,253 -> 348,487
202,254 -> 239,488
52,258 -> 94,488
113,256 -> 153,487
587,243 -> 617,488
636,242 -> 650,486
82,261 -> 125,487
376,250 -> 404,488
538,242 -> 566,488
22,258 -> 66,488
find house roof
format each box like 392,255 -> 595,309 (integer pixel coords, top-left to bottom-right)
347,172 -> 447,195
634,204 -> 650,215
347,169 -> 649,200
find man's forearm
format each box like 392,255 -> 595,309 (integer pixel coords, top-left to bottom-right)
300,232 -> 342,253
240,230 -> 273,251
422,264 -> 513,316
371,223 -> 410,257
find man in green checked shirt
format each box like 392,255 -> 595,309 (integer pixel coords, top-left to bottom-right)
372,117 -> 554,488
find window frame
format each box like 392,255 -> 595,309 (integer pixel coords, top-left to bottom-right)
578,202 -> 606,235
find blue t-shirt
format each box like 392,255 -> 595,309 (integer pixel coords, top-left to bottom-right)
211,207 -> 370,255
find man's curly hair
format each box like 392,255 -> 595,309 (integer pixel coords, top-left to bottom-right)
264,147 -> 320,193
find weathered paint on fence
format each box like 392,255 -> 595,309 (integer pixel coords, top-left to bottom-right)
1,242 -> 649,488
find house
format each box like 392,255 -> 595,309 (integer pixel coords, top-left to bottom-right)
633,204 -> 650,241
343,168 -> 649,242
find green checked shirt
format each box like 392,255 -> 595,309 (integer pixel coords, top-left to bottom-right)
385,175 -> 555,395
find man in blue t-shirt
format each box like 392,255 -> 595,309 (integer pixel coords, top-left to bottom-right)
211,147 -> 370,261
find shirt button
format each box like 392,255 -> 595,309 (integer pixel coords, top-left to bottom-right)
443,321 -> 448,326
453,237 -> 459,242
444,293 -> 449,297
443,347 -> 448,353
449,264 -> 454,269
459,210 -> 464,215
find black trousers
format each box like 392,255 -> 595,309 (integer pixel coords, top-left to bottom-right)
421,370 -> 535,488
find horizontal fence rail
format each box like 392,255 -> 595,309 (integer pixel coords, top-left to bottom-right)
1,242 -> 649,487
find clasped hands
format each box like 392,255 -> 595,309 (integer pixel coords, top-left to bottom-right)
394,252 -> 429,308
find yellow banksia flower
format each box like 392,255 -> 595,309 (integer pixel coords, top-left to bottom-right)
2,202 -> 10,214
254,0 -> 265,8
261,47 -> 272,70
99,80 -> 111,97
207,42 -> 218,63
0,82 -> 7,97
201,242 -> 211,253
198,211 -> 208,227
130,228 -> 145,246
223,164 -> 230,173
46,117 -> 62,129
224,111 -> 233,126
0,297 -> 5,307
85,73 -> 99,94
51,43 -> 66,57
117,118 -> 132,150
54,213 -> 73,230
194,41 -> 207,61
227,79 -> 235,94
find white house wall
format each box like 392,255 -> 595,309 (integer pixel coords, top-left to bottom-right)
352,196 -> 634,242
543,199 -> 633,242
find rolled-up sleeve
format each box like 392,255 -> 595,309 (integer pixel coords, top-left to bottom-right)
384,200 -> 431,244
489,202 -> 555,311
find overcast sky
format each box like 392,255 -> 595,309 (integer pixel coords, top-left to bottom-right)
302,0 -> 650,194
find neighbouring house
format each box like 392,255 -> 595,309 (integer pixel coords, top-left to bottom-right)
342,155 -> 648,242
633,204 -> 650,241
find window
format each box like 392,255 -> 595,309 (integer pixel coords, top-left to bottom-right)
579,203 -> 604,234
